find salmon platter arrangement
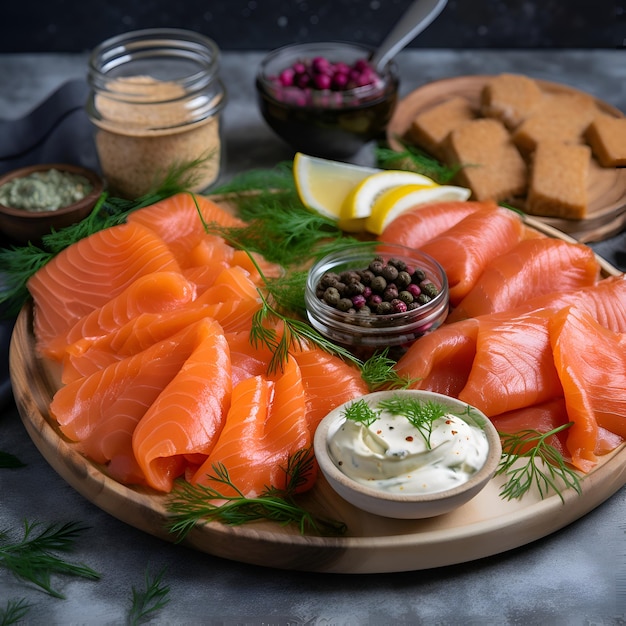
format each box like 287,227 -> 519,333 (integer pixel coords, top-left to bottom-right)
386,74 -> 626,243
8,160 -> 626,574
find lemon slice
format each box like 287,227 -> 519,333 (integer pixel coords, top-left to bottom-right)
365,184 -> 472,235
339,171 -> 438,231
293,152 -> 380,220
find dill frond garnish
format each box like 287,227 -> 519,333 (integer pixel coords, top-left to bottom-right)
343,399 -> 380,427
212,161 -> 296,195
360,348 -> 417,391
377,396 -> 448,449
208,188 -> 359,268
496,423 -> 582,503
166,449 -> 346,539
250,289 -> 361,375
0,598 -> 32,626
376,142 -> 461,184
0,520 -> 100,598
127,566 -> 170,626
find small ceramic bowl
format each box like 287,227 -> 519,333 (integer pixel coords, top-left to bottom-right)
313,390 -> 502,519
255,41 -> 399,159
0,163 -> 104,245
305,242 -> 449,361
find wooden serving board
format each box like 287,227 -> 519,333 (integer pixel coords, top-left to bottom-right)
8,218 -> 626,573
387,75 -> 626,244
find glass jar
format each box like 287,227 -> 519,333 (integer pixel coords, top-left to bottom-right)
86,28 -> 226,199
305,242 -> 449,361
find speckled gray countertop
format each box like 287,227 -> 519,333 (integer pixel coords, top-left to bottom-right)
1,50 -> 625,625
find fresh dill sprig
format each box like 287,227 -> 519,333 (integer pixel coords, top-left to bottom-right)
0,451 -> 26,469
208,188 -> 357,268
378,396 -> 448,449
0,520 -> 100,598
0,598 -> 32,626
262,270 -> 309,319
212,162 -> 296,195
127,566 -> 170,626
166,449 -> 346,539
360,348 -> 418,391
250,289 -> 362,375
343,399 -> 380,427
376,143 -> 461,184
496,423 -> 582,503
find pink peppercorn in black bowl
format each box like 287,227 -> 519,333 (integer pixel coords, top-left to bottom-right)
305,242 -> 449,360
255,42 -> 399,159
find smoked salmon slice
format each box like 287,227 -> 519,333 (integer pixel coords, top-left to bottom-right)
191,355 -> 313,498
132,317 -> 232,492
378,200 -> 495,248
50,319 -> 223,485
28,221 -> 181,359
447,238 -> 600,322
417,206 -> 524,305
394,318 -> 480,397
457,309 -> 564,416
550,305 -> 626,472
127,192 -> 245,267
56,271 -> 197,362
291,344 -> 370,435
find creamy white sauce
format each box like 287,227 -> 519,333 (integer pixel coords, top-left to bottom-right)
328,409 -> 489,495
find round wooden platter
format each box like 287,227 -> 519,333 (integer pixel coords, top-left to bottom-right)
386,74 -> 626,243
8,254 -> 626,574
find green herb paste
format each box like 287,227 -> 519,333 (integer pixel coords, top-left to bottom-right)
0,169 -> 93,212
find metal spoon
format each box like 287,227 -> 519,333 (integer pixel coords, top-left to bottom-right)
370,0 -> 448,73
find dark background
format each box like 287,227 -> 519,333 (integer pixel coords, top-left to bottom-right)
1,0 -> 624,53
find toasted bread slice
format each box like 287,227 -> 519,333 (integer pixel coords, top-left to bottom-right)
526,140 -> 590,219
512,92 -> 598,155
480,73 -> 544,129
442,118 -> 527,202
585,114 -> 626,167
406,96 -> 476,160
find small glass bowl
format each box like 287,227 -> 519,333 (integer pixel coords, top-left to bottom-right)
305,242 -> 449,360
255,42 -> 399,159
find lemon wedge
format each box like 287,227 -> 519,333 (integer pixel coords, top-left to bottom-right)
365,184 -> 472,235
293,152 -> 380,220
339,171 -> 438,232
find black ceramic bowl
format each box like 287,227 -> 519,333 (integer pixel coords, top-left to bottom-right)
256,42 -> 399,159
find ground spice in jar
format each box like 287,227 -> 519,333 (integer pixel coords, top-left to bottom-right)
91,75 -> 224,199
86,29 -> 226,199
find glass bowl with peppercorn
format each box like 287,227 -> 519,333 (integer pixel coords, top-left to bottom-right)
255,42 -> 399,159
305,242 -> 449,360
0,163 -> 104,245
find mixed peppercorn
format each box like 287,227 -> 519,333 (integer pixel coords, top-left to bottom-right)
315,255 -> 440,316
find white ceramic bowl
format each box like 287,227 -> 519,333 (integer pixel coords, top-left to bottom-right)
313,390 -> 502,519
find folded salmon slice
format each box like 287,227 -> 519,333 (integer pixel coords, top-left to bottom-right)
378,200 -> 495,248
132,317 -> 232,492
28,221 -> 181,360
394,318 -> 480,397
50,318 -> 226,486
417,206 -> 524,305
550,306 -> 626,472
448,238 -> 601,322
191,356 -> 313,498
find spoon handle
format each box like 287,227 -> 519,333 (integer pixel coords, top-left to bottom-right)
370,0 -> 448,72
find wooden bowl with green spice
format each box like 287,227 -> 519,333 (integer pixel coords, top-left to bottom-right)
0,163 -> 104,245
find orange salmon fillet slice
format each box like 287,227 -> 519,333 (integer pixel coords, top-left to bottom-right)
448,238 -> 601,322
